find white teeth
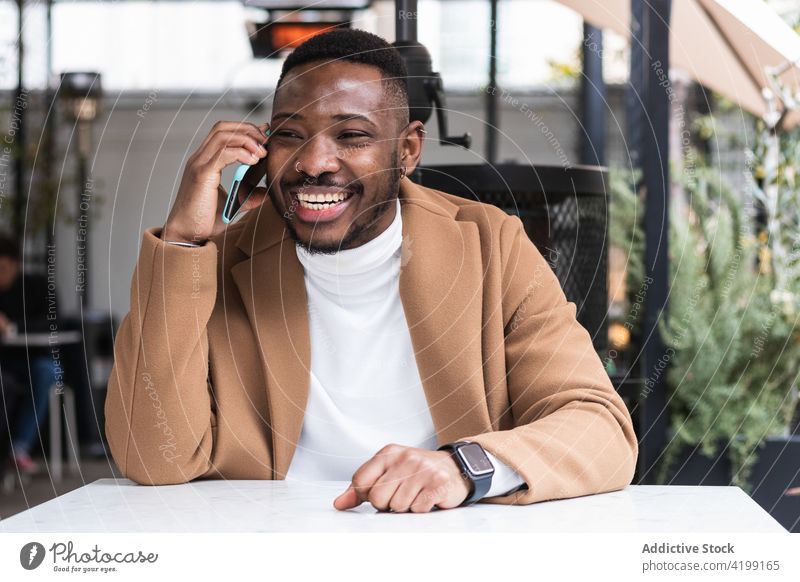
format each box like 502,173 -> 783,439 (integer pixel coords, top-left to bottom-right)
295,191 -> 352,210
298,200 -> 340,210
295,191 -> 351,203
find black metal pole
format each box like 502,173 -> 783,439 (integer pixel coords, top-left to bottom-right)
12,0 -> 26,242
580,23 -> 606,166
579,21 -> 609,356
485,0 -> 499,165
640,0 -> 672,483
45,0 -> 56,251
395,0 -> 417,43
626,0 -> 646,172
77,132 -> 90,309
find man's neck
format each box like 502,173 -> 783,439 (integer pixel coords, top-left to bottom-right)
349,196 -> 398,249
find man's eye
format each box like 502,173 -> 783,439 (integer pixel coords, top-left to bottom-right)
274,131 -> 301,139
339,132 -> 369,140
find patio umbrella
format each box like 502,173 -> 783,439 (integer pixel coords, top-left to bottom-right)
559,0 -> 800,129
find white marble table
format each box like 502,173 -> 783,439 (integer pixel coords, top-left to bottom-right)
0,479 -> 785,533
0,479 -> 787,533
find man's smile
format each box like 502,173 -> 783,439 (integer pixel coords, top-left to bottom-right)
289,185 -> 357,224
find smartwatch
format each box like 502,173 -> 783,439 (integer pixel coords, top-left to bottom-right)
437,441 -> 494,505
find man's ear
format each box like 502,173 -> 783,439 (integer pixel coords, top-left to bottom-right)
399,120 -> 426,175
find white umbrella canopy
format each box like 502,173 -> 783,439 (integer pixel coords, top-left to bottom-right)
559,0 -> 800,129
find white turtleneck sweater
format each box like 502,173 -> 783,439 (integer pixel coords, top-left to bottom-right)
284,197 -> 525,499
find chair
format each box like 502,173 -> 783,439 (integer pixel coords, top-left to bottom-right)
0,367 -> 22,493
48,384 -> 81,481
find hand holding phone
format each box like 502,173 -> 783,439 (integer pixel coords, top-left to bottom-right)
222,128 -> 270,224
162,121 -> 270,244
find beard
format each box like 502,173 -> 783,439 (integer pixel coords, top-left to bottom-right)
275,149 -> 404,255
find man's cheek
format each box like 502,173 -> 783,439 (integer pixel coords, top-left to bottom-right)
265,161 -> 279,186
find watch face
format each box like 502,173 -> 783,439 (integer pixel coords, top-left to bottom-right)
456,443 -> 494,476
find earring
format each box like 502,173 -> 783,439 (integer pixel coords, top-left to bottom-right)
295,160 -> 302,173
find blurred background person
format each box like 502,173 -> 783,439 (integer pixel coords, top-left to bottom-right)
0,235 -> 58,474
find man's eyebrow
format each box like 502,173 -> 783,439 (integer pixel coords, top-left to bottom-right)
271,112 -> 303,122
331,113 -> 378,128
271,112 -> 378,128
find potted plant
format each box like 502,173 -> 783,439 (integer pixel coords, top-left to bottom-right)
608,119 -> 800,530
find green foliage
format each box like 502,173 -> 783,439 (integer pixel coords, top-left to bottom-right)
657,166 -> 799,488
749,119 -> 800,294
610,151 -> 800,489
609,168 -> 645,307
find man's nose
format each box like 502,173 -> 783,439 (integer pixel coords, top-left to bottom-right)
295,135 -> 341,177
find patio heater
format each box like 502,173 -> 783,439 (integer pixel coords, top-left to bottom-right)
242,0 -> 368,58
59,71 -> 102,309
242,0 -> 472,150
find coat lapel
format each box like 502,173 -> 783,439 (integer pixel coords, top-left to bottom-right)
230,204 -> 311,480
229,177 -> 493,480
397,179 -> 494,445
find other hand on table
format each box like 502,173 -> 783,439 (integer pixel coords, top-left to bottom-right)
333,444 -> 470,513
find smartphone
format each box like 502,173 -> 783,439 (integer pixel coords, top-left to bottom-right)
221,128 -> 270,224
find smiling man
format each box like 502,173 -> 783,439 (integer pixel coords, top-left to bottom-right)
106,28 -> 637,512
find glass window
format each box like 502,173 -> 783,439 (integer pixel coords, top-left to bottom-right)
0,0 -> 619,92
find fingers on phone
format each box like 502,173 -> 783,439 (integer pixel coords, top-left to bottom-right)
242,148 -> 260,165
209,147 -> 259,171
199,124 -> 269,171
214,125 -> 267,154
229,135 -> 266,160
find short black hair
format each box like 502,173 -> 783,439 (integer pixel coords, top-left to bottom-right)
0,235 -> 20,261
276,28 -> 410,128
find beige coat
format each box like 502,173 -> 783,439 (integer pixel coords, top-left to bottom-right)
105,176 -> 638,505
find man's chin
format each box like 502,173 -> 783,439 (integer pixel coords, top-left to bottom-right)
285,222 -> 346,255
296,240 -> 343,256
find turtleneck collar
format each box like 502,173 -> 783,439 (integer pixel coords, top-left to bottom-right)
295,197 -> 402,278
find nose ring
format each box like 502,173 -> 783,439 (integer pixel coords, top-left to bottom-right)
295,160 -> 302,173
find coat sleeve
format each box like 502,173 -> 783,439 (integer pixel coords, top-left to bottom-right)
105,227 -> 218,485
463,214 -> 638,505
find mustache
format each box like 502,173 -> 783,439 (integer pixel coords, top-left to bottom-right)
283,175 -> 362,193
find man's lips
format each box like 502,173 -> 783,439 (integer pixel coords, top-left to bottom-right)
289,185 -> 353,196
287,186 -> 357,223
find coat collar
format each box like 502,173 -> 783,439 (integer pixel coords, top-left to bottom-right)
229,177 -> 493,479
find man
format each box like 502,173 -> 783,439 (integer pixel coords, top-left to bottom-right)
106,29 -> 637,512
0,235 -> 58,473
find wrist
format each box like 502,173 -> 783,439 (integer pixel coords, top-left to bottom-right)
453,459 -> 475,497
161,222 -> 207,245
438,441 -> 494,505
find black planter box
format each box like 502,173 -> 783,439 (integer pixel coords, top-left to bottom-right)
749,436 -> 800,533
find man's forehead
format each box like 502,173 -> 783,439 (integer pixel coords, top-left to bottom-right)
273,60 -> 388,120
